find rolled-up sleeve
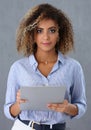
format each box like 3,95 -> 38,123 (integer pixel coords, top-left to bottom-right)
4,63 -> 18,120
71,62 -> 87,119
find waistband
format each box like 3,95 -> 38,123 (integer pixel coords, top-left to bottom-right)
18,116 -> 66,130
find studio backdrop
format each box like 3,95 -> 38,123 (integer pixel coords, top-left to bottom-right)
0,0 -> 91,130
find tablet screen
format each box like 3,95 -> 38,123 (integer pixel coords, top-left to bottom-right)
20,86 -> 66,111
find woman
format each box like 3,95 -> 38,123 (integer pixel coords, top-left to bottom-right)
4,3 -> 87,130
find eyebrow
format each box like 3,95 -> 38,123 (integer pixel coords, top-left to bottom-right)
37,26 -> 57,29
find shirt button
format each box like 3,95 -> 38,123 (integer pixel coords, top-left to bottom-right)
43,118 -> 47,121
45,83 -> 49,86
48,75 -> 50,78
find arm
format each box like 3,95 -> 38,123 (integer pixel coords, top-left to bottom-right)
47,99 -> 78,116
10,89 -> 26,117
48,62 -> 87,118
4,63 -> 26,119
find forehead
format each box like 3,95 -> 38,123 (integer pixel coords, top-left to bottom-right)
37,19 -> 58,28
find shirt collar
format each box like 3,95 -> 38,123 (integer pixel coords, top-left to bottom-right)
29,54 -> 38,66
29,51 -> 65,66
58,51 -> 65,65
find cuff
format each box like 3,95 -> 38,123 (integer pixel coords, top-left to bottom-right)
70,103 -> 87,119
4,104 -> 17,120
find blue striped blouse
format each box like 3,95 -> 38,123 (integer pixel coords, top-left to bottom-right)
4,51 -> 87,124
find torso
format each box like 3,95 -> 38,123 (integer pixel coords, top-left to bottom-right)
38,62 -> 56,77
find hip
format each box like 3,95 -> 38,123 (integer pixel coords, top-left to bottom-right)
11,119 -> 66,130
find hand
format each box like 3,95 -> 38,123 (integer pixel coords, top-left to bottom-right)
47,99 -> 68,113
47,99 -> 78,116
16,89 -> 27,104
10,89 -> 27,117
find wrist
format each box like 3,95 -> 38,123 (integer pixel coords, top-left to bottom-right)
10,102 -> 21,118
64,103 -> 78,116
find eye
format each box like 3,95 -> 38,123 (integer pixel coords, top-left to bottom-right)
49,28 -> 56,33
36,28 -> 43,33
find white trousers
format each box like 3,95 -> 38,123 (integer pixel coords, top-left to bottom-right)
11,119 -> 35,130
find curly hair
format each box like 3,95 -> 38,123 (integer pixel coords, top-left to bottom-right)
16,3 -> 74,56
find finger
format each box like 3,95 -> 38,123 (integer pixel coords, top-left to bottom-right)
17,99 -> 28,104
47,103 -> 64,108
63,99 -> 68,105
48,105 -> 65,112
19,99 -> 28,103
47,103 -> 67,112
16,89 -> 20,97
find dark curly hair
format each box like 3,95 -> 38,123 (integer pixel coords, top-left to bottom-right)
16,3 -> 74,56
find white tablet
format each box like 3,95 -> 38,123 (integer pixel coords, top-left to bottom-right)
20,86 -> 66,111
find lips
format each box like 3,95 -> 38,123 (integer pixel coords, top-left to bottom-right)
42,42 -> 51,46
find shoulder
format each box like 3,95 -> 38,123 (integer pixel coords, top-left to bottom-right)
9,56 -> 29,71
66,56 -> 81,67
67,56 -> 82,69
64,56 -> 83,74
59,52 -> 81,68
59,52 -> 83,72
63,55 -> 84,78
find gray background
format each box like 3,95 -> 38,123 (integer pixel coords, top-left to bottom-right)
0,0 -> 91,130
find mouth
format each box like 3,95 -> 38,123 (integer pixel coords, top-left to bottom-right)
42,42 -> 51,46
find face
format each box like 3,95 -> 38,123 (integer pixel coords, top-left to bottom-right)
34,19 -> 59,53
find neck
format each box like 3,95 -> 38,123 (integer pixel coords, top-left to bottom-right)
35,50 -> 58,64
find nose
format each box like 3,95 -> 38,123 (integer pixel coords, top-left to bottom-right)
43,31 -> 49,40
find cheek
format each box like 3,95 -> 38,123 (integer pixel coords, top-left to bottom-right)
52,35 -> 59,43
34,35 -> 39,43
35,37 -> 41,44
54,32 -> 59,40
34,33 -> 38,42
